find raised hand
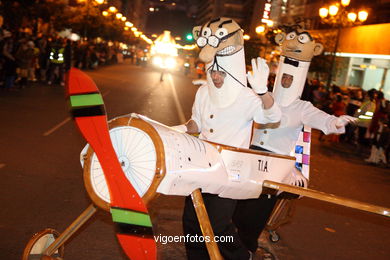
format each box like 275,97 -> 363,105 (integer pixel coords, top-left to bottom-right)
247,57 -> 269,94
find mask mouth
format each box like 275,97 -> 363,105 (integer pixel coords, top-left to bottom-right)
286,48 -> 302,53
216,45 -> 237,56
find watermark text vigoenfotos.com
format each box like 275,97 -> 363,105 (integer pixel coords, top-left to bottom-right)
154,234 -> 234,245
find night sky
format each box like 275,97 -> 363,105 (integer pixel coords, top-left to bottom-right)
144,0 -> 196,40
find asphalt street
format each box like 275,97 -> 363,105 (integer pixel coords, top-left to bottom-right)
0,61 -> 389,260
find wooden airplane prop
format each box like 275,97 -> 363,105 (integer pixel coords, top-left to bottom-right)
23,69 -> 389,260
66,68 -> 156,260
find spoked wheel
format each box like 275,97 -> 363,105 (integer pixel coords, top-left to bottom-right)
83,116 -> 165,211
22,228 -> 65,260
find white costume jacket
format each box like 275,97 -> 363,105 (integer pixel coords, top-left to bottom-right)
192,85 -> 281,148
252,99 -> 345,155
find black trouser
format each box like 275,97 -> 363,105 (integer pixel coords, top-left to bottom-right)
183,193 -> 250,260
233,194 -> 278,253
231,145 -> 278,253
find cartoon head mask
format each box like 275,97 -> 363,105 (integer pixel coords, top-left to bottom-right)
272,28 -> 323,107
192,17 -> 247,108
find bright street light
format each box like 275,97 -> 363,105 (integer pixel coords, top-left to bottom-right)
347,12 -> 357,22
319,7 -> 329,18
329,5 -> 339,16
318,0 -> 369,87
358,10 -> 368,22
341,0 -> 350,6
108,6 -> 117,13
255,25 -> 265,34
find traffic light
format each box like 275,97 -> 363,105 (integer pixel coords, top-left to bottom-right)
186,33 -> 193,41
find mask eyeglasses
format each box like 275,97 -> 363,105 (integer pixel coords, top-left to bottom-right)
196,29 -> 241,48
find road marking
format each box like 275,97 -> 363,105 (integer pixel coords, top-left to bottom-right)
43,90 -> 111,136
167,74 -> 186,124
0,164 -> 5,169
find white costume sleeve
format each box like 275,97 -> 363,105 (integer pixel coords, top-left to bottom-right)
301,101 -> 345,135
171,124 -> 187,133
190,86 -> 204,130
260,102 -> 282,123
252,93 -> 282,124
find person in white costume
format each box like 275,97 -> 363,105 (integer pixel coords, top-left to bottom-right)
173,17 -> 281,260
233,26 -> 358,255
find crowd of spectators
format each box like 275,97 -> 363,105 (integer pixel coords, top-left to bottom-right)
301,79 -> 389,167
0,15 -> 125,90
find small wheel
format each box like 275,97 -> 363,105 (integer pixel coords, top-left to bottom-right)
268,230 -> 280,243
22,228 -> 65,260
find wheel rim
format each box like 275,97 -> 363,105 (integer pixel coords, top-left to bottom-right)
89,126 -> 157,204
22,228 -> 65,260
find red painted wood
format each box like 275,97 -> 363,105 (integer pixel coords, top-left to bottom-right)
67,68 -> 98,95
75,116 -> 147,213
67,68 -> 156,259
117,234 -> 157,260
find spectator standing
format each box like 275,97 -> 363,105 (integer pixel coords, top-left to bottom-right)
15,40 -> 34,88
27,41 -> 38,82
365,91 -> 388,164
47,39 -> 65,86
329,93 -> 347,142
2,32 -> 17,91
64,39 -> 72,72
355,89 -> 377,146
345,88 -> 363,143
37,37 -> 50,82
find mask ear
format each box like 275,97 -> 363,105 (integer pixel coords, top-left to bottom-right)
313,43 -> 324,56
192,26 -> 201,41
274,32 -> 285,45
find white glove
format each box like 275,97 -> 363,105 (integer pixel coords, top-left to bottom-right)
192,79 -> 207,86
247,57 -> 269,94
335,115 -> 358,128
290,167 -> 308,188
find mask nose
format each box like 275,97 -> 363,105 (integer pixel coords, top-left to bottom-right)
199,45 -> 217,63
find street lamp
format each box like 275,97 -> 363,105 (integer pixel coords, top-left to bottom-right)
318,0 -> 368,87
243,34 -> 250,40
108,6 -> 117,13
255,25 -> 265,34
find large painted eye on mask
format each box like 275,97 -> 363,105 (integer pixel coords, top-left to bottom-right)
201,27 -> 212,37
297,34 -> 311,43
208,36 -> 219,48
215,28 -> 228,39
196,37 -> 207,48
286,32 -> 296,40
